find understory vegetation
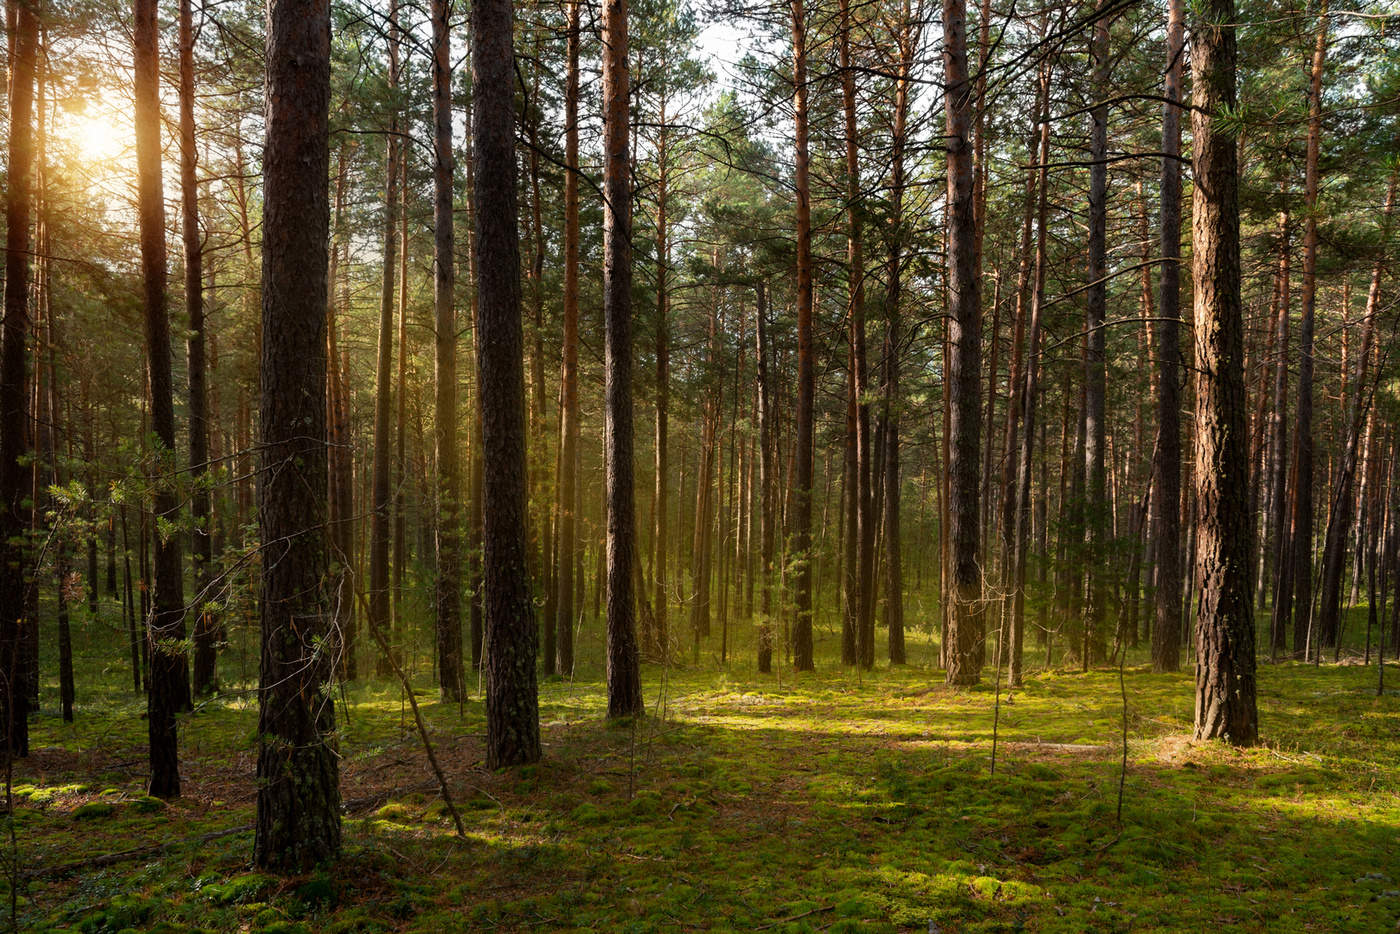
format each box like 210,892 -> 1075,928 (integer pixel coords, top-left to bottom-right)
9,617 -> 1398,933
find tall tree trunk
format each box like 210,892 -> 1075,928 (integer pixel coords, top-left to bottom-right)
1082,2 -> 1111,666
370,0 -> 402,677
254,0 -> 342,869
555,0 -> 581,675
1267,205 -> 1291,658
839,0 -> 875,670
756,284 -> 776,672
0,0 -> 37,761
135,0 -> 188,797
790,0 -> 816,671
1190,0 -> 1257,745
881,0 -> 916,665
602,0 -> 643,717
182,0 -> 216,697
1289,0 -> 1328,659
393,145 -> 410,645
943,0 -> 984,686
1153,0 -> 1185,673
432,0 -> 464,702
648,87 -> 668,663
473,0 -> 541,764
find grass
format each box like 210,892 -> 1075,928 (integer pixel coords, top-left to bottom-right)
6,600 -> 1400,933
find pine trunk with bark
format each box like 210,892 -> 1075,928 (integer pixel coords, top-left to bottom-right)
601,0 -> 643,717
135,0 -> 189,797
473,0 -> 542,765
254,0 -> 342,869
943,0 -> 984,686
1190,0 -> 1258,745
431,0 -> 465,702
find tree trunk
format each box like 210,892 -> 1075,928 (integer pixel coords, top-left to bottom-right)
370,0 -> 402,677
473,0 -> 541,764
839,0 -> 875,670
555,0 -> 581,676
0,0 -> 37,761
790,0 -> 816,671
601,0 -> 643,717
135,0 -> 189,797
1190,0 -> 1258,745
1083,2 -> 1111,667
181,0 -> 216,698
254,0 -> 342,870
1152,0 -> 1185,673
1267,205 -> 1291,658
1289,0 -> 1328,659
431,0 -> 465,702
942,0 -> 984,686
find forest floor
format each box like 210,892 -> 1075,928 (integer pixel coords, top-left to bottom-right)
7,625 -> 1400,933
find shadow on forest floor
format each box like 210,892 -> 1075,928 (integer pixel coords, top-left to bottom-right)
8,647 -> 1400,932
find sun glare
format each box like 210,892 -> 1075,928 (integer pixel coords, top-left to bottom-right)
66,110 -> 132,164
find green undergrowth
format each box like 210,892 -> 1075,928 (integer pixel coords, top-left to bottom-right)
7,631 -> 1400,932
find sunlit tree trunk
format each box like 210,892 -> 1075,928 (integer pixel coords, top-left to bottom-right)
943,0 -> 984,685
1191,0 -> 1257,745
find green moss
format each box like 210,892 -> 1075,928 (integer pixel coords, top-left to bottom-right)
71,802 -> 116,821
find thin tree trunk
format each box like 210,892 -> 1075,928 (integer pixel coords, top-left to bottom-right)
601,0 -> 643,716
790,0 -> 816,671
555,0 -> 581,676
135,0 -> 188,797
431,0 -> 464,702
1153,0 -> 1185,673
1289,0 -> 1328,659
370,0 -> 402,677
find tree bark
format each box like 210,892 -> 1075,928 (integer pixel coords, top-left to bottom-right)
0,0 -> 37,762
790,0 -> 815,671
1190,0 -> 1258,745
254,0 -> 342,869
432,0 -> 465,702
1153,0 -> 1185,673
1082,4 -> 1111,666
181,0 -> 216,698
135,0 -> 189,797
555,0 -> 581,676
370,0 -> 402,677
1289,0 -> 1328,659
943,0 -> 984,686
473,0 -> 542,764
602,0 -> 643,716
